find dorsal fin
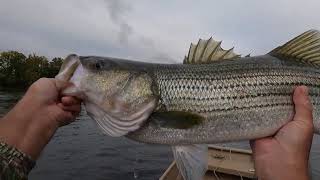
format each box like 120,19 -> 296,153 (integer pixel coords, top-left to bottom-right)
183,37 -> 241,64
269,29 -> 320,65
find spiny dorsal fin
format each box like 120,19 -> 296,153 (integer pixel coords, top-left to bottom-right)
183,37 -> 241,64
269,29 -> 320,65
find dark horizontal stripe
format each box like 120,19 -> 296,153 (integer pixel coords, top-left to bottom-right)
201,102 -> 293,113
157,62 -> 320,74
175,101 -> 320,113
167,92 -> 320,101
158,71 -> 320,82
161,81 -> 320,93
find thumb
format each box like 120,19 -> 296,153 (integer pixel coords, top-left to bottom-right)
53,78 -> 81,98
293,86 -> 313,128
54,79 -> 71,92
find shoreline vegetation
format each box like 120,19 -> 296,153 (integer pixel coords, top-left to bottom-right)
0,51 -> 63,88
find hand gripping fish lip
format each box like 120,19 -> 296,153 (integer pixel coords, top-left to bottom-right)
56,29 -> 320,180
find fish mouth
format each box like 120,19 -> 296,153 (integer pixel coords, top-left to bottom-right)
55,55 -> 85,98
55,54 -> 80,82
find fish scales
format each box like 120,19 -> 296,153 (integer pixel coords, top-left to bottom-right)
127,55 -> 320,144
55,30 -> 320,144
55,30 -> 320,180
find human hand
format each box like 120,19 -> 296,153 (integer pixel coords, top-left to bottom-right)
0,78 -> 81,159
250,86 -> 313,180
24,78 -> 81,127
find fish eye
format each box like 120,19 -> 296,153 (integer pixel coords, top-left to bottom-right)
93,60 -> 116,70
95,62 -> 102,70
80,56 -> 119,71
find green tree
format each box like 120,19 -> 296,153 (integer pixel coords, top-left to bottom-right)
0,51 -> 27,86
0,51 -> 64,87
24,54 -> 50,85
48,57 -> 63,77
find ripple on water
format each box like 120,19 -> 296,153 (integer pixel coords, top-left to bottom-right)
1,89 -> 320,179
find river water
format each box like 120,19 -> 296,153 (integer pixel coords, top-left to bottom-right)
0,89 -> 172,180
1,89 -> 320,179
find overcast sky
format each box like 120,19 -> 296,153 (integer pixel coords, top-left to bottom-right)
0,0 -> 319,62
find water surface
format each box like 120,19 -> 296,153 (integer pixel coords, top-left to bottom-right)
1,89 -> 320,179
0,89 -> 172,180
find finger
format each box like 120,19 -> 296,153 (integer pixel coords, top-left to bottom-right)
58,111 -> 76,126
293,86 -> 313,126
249,140 -> 255,151
58,103 -> 81,113
64,104 -> 81,113
249,139 -> 255,148
61,96 -> 81,106
54,79 -> 72,91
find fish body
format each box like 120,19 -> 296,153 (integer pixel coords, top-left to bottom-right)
128,55 -> 320,144
55,29 -> 320,180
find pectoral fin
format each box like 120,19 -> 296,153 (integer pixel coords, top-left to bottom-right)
151,111 -> 204,129
172,145 -> 208,180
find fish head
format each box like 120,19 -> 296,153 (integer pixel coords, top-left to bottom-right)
56,55 -> 158,136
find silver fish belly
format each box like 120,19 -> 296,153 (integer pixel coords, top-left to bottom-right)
127,55 -> 320,144
55,29 -> 320,180
56,30 -> 320,145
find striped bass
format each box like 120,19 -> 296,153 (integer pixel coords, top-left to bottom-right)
56,30 -> 320,180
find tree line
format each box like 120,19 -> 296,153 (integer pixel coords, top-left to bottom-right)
0,51 -> 64,87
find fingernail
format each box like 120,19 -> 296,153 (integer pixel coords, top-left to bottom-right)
299,86 -> 308,95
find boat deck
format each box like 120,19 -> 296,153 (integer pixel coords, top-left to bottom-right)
160,145 -> 257,180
